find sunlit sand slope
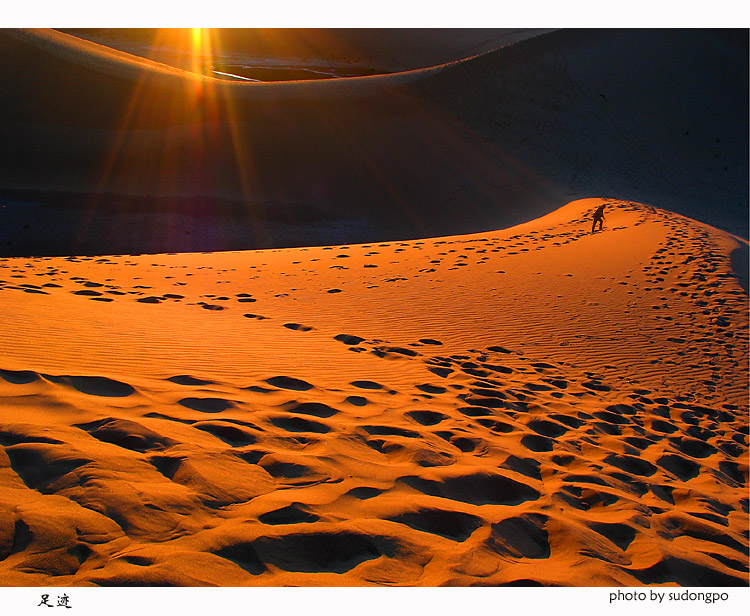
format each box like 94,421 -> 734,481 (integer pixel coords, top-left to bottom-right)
0,29 -> 746,256
0,199 -> 747,586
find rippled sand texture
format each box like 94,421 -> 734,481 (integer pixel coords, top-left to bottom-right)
0,199 -> 747,586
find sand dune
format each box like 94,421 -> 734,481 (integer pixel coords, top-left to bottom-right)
0,198 -> 746,586
58,28 -> 554,74
0,26 -> 746,590
0,28 -> 746,256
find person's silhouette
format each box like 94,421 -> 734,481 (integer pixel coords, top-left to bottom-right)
591,204 -> 605,233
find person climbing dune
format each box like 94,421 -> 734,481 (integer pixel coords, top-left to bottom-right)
591,204 -> 606,233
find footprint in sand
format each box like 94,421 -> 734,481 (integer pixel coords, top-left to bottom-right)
416,383 -> 447,395
604,453 -> 658,477
167,375 -> 214,386
406,410 -> 447,426
73,289 -> 103,296
401,472 -> 540,506
427,366 -> 454,378
350,380 -> 383,390
335,334 -> 365,345
44,374 -> 135,397
178,397 -> 235,413
521,434 -> 554,452
265,376 -> 314,391
269,415 -> 331,433
76,417 -> 176,452
388,508 -> 483,542
487,514 -> 551,558
4,444 -> 93,492
259,503 -> 319,525
590,522 -> 637,551
243,385 -> 275,394
527,419 -> 569,438
0,368 -> 40,384
194,421 -> 258,446
372,346 -> 420,359
284,323 -> 314,332
363,425 -> 420,439
501,455 -> 542,479
283,402 -> 339,418
346,486 -> 383,499
214,532 -> 391,575
657,454 -> 701,481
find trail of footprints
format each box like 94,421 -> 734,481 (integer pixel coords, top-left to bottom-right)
0,336 -> 747,585
620,211 -> 747,401
0,202 -> 747,584
0,200 -> 646,307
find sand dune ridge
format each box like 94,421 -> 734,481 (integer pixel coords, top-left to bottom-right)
0,198 -> 746,586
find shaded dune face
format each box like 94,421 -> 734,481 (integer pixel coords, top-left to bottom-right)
0,28 -> 746,257
0,197 -> 747,586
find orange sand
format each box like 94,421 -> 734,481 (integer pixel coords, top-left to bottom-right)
0,198 -> 747,586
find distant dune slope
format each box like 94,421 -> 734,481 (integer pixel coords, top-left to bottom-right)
0,28 -> 746,256
57,28 -> 554,73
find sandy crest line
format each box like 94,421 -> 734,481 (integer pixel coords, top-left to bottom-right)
0,199 -> 746,407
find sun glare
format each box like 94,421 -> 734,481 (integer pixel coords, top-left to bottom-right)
191,27 -> 207,76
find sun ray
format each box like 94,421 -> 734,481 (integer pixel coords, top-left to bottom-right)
80,28 -> 233,251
